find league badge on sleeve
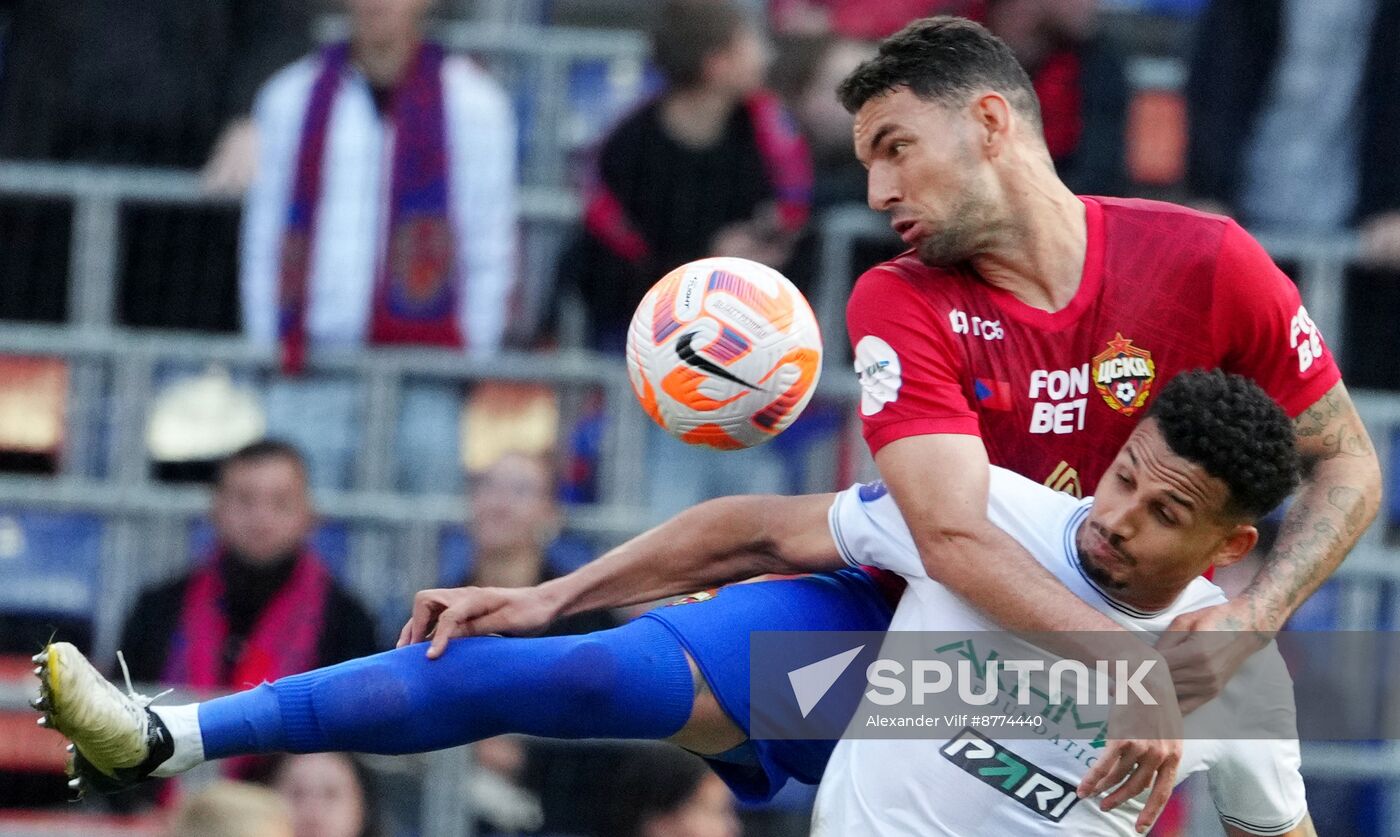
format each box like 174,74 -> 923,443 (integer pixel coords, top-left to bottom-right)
854,335 -> 903,416
1091,334 -> 1156,416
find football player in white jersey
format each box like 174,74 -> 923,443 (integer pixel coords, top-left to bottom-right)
810,368 -> 1311,836
408,369 -> 1314,836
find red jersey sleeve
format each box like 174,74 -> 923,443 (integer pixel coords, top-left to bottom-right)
1210,220 -> 1341,417
846,266 -> 979,455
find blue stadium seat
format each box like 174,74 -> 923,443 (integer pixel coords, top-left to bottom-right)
0,510 -> 103,619
186,519 -> 351,581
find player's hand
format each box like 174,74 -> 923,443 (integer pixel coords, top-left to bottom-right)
1077,652 -> 1182,834
1156,600 -> 1272,713
397,585 -> 562,659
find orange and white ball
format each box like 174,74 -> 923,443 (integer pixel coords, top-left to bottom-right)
626,257 -> 823,450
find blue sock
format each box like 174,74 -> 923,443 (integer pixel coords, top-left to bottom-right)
197,617 -> 694,759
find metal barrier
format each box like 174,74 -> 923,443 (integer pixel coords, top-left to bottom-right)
0,161 -> 579,332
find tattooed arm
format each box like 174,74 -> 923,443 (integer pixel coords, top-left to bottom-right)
1160,381 -> 1381,711
1246,381 -> 1381,620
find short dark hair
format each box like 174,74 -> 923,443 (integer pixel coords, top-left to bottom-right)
1146,370 -> 1301,519
651,0 -> 749,88
216,439 -> 307,487
836,16 -> 1041,129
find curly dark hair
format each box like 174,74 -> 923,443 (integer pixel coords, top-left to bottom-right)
836,16 -> 1041,130
1146,370 -> 1301,519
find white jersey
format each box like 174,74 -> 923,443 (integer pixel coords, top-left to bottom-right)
815,467 -> 1307,837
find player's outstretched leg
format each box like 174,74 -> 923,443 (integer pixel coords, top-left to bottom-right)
35,617 -> 696,794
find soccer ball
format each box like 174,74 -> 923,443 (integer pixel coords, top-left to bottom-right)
626,257 -> 823,450
1115,381 -> 1138,404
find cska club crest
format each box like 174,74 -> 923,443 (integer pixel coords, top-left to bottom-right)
1092,334 -> 1156,416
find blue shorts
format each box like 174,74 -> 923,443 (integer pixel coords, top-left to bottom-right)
641,569 -> 894,802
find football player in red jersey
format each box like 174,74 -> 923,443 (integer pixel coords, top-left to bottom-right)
834,13 -> 1378,815
836,15 -> 1376,697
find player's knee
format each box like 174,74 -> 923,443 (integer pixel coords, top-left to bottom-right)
553,637 -> 626,713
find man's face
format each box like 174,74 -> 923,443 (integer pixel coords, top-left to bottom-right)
852,87 -> 1002,267
346,0 -> 433,45
468,452 -> 558,555
212,457 -> 314,565
1077,420 -> 1254,606
707,27 -> 770,97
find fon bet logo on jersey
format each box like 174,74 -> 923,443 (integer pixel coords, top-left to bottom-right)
1026,365 -> 1090,436
1289,305 -> 1324,373
855,335 -> 903,416
1092,334 -> 1156,416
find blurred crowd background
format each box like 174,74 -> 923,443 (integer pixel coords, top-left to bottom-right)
0,0 -> 1397,835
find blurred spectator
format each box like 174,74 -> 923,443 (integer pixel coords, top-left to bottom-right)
768,0 -> 984,38
241,0 -> 518,491
272,753 -> 380,837
462,450 -> 623,835
461,450 -> 612,634
985,0 -> 1128,196
0,0 -> 308,329
562,0 -> 812,352
771,35 -> 891,297
1186,0 -> 1400,388
601,744 -> 742,837
773,37 -> 872,211
167,781 -> 295,837
117,440 -> 377,699
557,0 -> 810,522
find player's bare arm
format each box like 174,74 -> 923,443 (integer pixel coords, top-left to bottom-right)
398,492 -> 843,657
1160,381 -> 1381,712
875,433 -> 1183,831
1222,813 -> 1317,837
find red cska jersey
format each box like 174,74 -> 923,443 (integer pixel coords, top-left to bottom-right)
847,196 -> 1340,497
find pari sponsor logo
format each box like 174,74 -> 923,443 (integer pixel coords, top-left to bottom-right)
789,647 -> 1160,716
941,728 -> 1081,822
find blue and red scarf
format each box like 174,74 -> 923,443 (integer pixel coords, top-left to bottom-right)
278,41 -> 463,374
162,548 -> 331,691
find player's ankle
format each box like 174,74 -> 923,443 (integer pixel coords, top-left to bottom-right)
148,704 -> 205,777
